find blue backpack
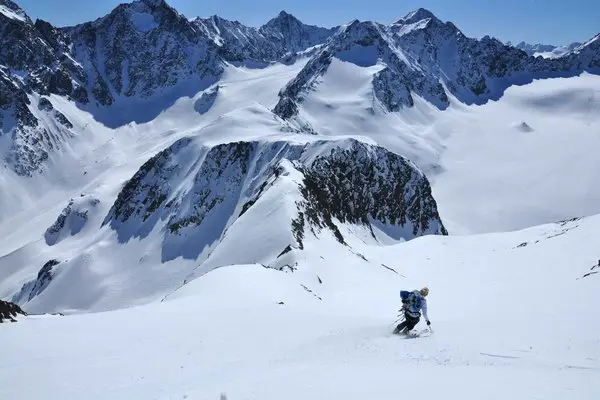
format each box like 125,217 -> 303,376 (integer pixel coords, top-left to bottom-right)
400,290 -> 422,311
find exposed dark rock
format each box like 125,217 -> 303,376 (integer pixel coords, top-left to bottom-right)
54,111 -> 73,128
2,2 -> 598,178
72,86 -> 89,104
48,69 -> 73,96
45,197 -> 99,245
104,138 -> 445,263
0,300 -> 26,323
192,12 -> 336,64
38,97 -> 54,111
274,12 -> 600,119
277,245 -> 293,258
11,259 -> 60,305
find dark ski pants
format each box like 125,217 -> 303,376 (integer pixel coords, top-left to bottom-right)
394,313 -> 420,334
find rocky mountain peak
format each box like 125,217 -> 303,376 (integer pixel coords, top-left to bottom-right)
1,0 -> 598,179
274,5 -> 599,124
259,10 -> 336,53
395,8 -> 438,25
87,0 -> 178,31
140,0 -> 166,8
263,10 -> 303,29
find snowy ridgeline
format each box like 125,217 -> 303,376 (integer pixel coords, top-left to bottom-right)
274,17 -> 600,121
101,136 -> 445,286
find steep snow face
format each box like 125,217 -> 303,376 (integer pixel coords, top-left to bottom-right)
0,213 -> 598,398
275,54 -> 600,234
274,19 -> 449,120
0,51 -> 598,315
0,2 -> 335,176
2,3 -> 598,177
396,8 -> 436,25
0,4 -> 598,316
0,93 -> 77,176
566,34 -> 600,71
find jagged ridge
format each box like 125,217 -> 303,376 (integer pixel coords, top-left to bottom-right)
1,2 -> 598,176
103,137 -> 446,267
273,9 -> 600,119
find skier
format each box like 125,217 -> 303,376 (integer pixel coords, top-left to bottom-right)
393,287 -> 430,335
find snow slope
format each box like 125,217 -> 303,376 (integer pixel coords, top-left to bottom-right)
1,62 -> 599,312
1,4 -> 599,398
1,214 -> 598,399
432,73 -> 600,233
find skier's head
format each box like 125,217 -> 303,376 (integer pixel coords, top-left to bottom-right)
419,287 -> 429,297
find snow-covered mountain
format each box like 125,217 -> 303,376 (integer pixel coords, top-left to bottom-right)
0,0 -> 598,309
274,9 -> 600,123
63,0 -> 224,124
510,40 -> 582,58
2,1 -> 599,176
1,1 -> 599,398
0,0 -> 83,175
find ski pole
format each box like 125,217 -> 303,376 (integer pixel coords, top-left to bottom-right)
391,314 -> 405,326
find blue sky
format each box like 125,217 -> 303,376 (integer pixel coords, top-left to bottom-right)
16,0 -> 599,45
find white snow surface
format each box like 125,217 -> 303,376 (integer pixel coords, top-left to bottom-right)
1,24 -> 600,400
1,214 -> 599,399
0,4 -> 27,22
1,62 -> 599,311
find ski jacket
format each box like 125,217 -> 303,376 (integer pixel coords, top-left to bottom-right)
400,290 -> 429,321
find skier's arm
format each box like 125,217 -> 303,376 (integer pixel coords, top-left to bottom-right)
422,299 -> 430,323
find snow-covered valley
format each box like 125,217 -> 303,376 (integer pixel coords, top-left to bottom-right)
1,0 -> 599,398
